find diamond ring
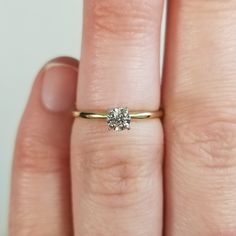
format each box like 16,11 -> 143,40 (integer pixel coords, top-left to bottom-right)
73,107 -> 163,131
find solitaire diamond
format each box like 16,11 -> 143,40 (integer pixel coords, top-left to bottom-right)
107,107 -> 131,131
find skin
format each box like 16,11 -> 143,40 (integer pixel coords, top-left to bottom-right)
8,0 -> 236,235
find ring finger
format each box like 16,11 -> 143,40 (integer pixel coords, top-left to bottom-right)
71,0 -> 164,235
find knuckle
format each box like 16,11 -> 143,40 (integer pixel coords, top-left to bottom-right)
182,0 -> 236,13
79,146 -> 158,207
92,0 -> 162,39
17,129 -> 68,173
72,121 -> 163,207
168,108 -> 236,169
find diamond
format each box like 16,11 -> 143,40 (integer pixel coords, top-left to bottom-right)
107,107 -> 131,131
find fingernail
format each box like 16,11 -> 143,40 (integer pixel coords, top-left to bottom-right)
42,63 -> 77,112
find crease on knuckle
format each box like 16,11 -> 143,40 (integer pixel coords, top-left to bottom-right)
17,131 -> 68,173
76,142 -> 160,207
93,0 -> 160,40
180,0 -> 236,13
168,112 -> 236,169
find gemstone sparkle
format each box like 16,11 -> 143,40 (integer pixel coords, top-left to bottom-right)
107,107 -> 131,131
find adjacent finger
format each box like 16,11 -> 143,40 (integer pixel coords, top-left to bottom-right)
163,1 -> 236,235
71,0 -> 164,235
9,57 -> 78,235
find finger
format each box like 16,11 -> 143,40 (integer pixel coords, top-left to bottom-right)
163,1 -> 236,235
71,0 -> 164,235
9,57 -> 78,235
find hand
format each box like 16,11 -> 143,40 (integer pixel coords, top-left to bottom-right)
9,1 -> 236,235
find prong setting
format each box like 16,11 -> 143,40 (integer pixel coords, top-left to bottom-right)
107,107 -> 131,131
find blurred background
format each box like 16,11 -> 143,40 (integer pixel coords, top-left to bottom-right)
0,1 -> 83,234
0,1 -> 166,235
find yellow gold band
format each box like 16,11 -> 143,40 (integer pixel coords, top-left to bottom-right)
72,110 -> 163,119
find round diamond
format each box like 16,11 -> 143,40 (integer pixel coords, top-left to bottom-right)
107,107 -> 131,131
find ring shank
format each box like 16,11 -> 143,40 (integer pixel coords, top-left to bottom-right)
73,110 -> 163,119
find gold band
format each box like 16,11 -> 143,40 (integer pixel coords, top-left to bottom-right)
72,110 -> 163,119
